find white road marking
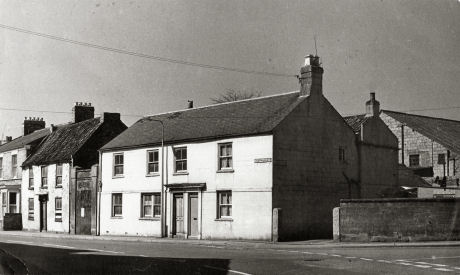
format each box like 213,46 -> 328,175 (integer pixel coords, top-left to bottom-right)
301,251 -> 313,254
454,267 -> 460,270
377,260 -> 392,264
401,256 -> 460,261
43,243 -> 76,249
330,254 -> 342,257
345,256 -> 356,259
415,262 -> 431,265
360,258 -> 374,261
87,248 -> 124,254
204,265 -> 252,275
396,259 -> 410,262
431,264 -> 448,267
413,265 -> 432,268
316,252 -> 328,256
433,268 -> 454,272
4,240 -> 33,244
398,262 -> 414,266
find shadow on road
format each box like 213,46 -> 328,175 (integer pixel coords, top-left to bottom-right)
0,242 -> 231,274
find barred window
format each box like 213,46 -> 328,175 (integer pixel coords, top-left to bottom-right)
147,150 -> 159,174
0,157 -> 3,178
409,154 -> 420,167
218,143 -> 233,170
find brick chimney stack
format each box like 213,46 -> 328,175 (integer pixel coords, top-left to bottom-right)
5,136 -> 12,143
24,117 -> 46,135
365,92 -> 380,117
299,55 -> 323,97
73,102 -> 95,123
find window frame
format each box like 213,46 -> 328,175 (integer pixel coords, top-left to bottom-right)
55,197 -> 62,222
28,198 -> 34,221
146,150 -> 160,175
141,193 -> 161,218
28,168 -> 34,189
113,153 -> 124,177
112,193 -> 123,217
55,164 -> 63,188
173,147 -> 187,173
218,143 -> 233,171
217,191 -> 232,219
11,154 -> 17,178
41,166 -> 48,188
409,154 -> 420,167
8,192 -> 17,213
438,153 -> 446,165
0,157 -> 3,178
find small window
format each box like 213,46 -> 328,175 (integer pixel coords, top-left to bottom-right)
339,147 -> 346,162
218,143 -> 233,170
217,191 -> 232,219
28,198 -> 34,221
11,155 -> 17,178
112,193 -> 122,217
56,164 -> 63,187
0,157 -> 3,178
55,197 -> 62,222
1,193 -> 6,215
141,193 -> 161,218
409,154 -> 420,167
438,154 -> 446,165
147,150 -> 159,175
29,168 -> 34,188
41,166 -> 48,188
8,192 -> 17,213
174,147 -> 187,172
113,153 -> 124,176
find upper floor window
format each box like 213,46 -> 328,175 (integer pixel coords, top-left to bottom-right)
113,153 -> 124,176
218,143 -> 233,170
147,150 -> 159,175
1,193 -> 6,215
0,157 -> 3,178
174,147 -> 187,172
141,193 -> 161,218
11,155 -> 17,178
41,166 -> 48,188
28,198 -> 34,221
112,193 -> 123,217
56,164 -> 63,187
438,154 -> 446,165
55,197 -> 62,222
409,154 -> 420,167
339,147 -> 346,162
217,191 -> 232,219
29,168 -> 34,189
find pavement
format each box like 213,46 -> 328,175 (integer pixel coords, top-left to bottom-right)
0,229 -> 459,249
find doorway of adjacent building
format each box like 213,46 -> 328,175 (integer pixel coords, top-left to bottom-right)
173,193 -> 184,235
188,193 -> 198,237
39,195 -> 48,232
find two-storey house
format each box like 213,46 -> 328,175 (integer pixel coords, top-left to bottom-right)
0,118 -> 49,228
99,55 -> 399,241
21,103 -> 126,234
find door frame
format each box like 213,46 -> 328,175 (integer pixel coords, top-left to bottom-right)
172,193 -> 184,235
39,195 -> 48,232
188,193 -> 198,237
167,187 -> 203,239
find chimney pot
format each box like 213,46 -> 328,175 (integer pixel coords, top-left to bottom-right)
24,117 -> 46,135
6,136 -> 12,142
299,53 -> 323,97
188,100 -> 194,109
365,92 -> 380,117
73,102 -> 95,123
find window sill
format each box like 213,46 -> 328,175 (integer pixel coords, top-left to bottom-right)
112,175 -> 124,179
173,172 -> 189,176
55,185 -> 62,189
215,218 -> 233,222
55,219 -> 62,222
139,217 -> 160,221
111,216 -> 123,219
28,187 -> 34,190
216,169 -> 234,173
146,173 -> 160,177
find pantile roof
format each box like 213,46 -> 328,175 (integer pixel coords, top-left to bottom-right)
23,118 -> 103,166
102,91 -> 306,151
0,128 -> 50,154
343,114 -> 368,133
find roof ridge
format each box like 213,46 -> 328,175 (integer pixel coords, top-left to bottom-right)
143,90 -> 300,118
382,109 -> 460,124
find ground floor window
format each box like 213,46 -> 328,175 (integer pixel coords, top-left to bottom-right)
8,192 -> 17,213
55,197 -> 62,222
1,193 -> 6,215
112,193 -> 122,217
217,191 -> 232,219
141,193 -> 161,218
28,198 -> 34,220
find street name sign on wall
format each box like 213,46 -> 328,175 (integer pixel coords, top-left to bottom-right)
254,158 -> 272,163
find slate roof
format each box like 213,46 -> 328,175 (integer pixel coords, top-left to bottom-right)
23,117 -> 103,166
0,128 -> 50,154
102,91 -> 306,151
382,110 -> 460,154
343,114 -> 368,133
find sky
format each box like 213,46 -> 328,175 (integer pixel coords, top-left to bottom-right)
0,0 -> 459,138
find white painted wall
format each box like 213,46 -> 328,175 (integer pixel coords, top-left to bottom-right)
100,135 -> 273,239
21,163 -> 70,232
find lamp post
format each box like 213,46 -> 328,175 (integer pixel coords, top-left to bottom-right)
150,119 -> 166,238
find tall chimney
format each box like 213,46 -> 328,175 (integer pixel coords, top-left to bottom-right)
188,100 -> 194,109
73,102 -> 95,123
24,117 -> 46,135
299,54 -> 323,97
365,92 -> 380,117
6,136 -> 12,143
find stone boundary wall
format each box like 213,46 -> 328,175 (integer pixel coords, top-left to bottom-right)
334,198 -> 460,242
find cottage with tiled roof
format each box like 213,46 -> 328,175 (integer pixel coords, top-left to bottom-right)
0,118 -> 50,229
21,103 -> 127,234
99,55 -> 398,241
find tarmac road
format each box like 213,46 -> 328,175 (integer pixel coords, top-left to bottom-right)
0,233 -> 459,274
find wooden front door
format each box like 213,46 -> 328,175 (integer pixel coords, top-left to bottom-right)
39,196 -> 47,232
188,193 -> 198,237
173,194 -> 184,234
